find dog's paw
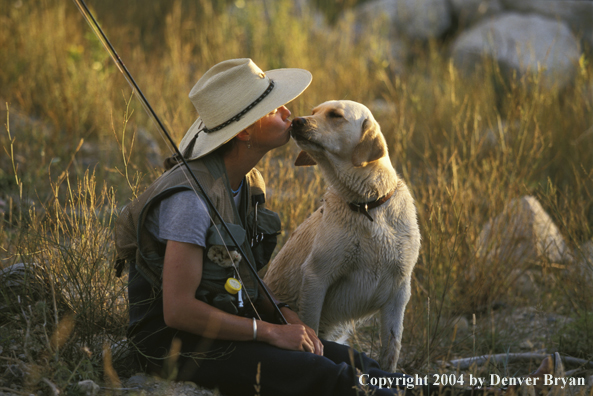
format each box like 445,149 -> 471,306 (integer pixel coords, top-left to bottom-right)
207,246 -> 242,268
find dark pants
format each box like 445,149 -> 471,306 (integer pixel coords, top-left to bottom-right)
132,323 -> 413,396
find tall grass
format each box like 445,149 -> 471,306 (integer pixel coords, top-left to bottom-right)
1,0 -> 592,392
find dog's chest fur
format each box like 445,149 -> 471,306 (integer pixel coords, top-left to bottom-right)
313,181 -> 419,322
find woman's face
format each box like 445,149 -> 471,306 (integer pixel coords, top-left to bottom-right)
248,105 -> 292,151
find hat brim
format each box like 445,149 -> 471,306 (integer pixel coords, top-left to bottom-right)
179,68 -> 312,161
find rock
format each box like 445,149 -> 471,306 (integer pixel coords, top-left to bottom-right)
452,316 -> 469,333
0,198 -> 6,216
0,263 -> 51,314
501,0 -> 593,52
369,99 -> 397,116
76,380 -> 100,396
136,127 -> 162,168
478,119 -> 520,153
476,196 -> 570,267
5,107 -> 52,140
574,239 -> 593,281
121,372 -> 218,395
125,373 -> 149,388
110,338 -> 132,360
451,13 -> 581,90
512,269 -> 539,296
79,140 -> 115,169
519,339 -> 534,350
450,0 -> 503,27
357,0 -> 452,40
3,364 -> 26,382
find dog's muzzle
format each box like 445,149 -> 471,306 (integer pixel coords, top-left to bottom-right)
291,117 -> 307,128
290,117 -> 315,140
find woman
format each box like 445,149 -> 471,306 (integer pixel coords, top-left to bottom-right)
114,59 -> 551,396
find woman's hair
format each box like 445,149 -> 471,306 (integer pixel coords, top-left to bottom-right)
213,137 -> 237,157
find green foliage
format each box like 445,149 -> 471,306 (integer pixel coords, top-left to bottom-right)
555,312 -> 593,360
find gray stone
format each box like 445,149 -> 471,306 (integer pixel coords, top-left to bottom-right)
574,239 -> 593,281
476,196 -> 570,266
519,339 -> 534,349
451,13 -> 581,90
3,364 -> 26,381
452,316 -> 469,333
450,0 -> 503,27
125,373 -> 149,388
357,0 -> 452,40
512,269 -> 539,296
357,0 -> 398,27
136,127 -> 162,168
76,380 -> 100,396
5,107 -> 52,140
0,263 -> 52,313
501,0 -> 593,52
369,99 -> 397,116
478,119 -> 521,153
110,338 -> 132,361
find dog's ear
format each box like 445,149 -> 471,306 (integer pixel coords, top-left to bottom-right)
351,118 -> 387,167
295,150 -> 317,166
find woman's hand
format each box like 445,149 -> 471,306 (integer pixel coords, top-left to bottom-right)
281,308 -> 324,355
258,322 -> 316,353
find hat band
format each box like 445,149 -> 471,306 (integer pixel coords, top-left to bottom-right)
203,80 -> 275,134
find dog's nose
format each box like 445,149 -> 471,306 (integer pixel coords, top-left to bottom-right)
291,117 -> 306,128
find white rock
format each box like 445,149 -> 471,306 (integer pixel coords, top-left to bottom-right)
501,0 -> 593,52
77,380 -> 100,396
477,196 -> 570,266
451,13 -> 581,90
452,316 -> 469,333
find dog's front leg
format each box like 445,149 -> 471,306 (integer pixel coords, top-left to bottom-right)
379,278 -> 411,372
297,257 -> 330,334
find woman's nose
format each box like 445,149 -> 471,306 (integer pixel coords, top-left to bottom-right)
280,105 -> 291,118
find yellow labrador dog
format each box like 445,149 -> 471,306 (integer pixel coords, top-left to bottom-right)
264,100 -> 420,371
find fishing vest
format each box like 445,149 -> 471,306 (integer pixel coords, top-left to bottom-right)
114,152 -> 281,315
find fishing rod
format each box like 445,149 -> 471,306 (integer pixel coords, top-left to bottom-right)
71,0 -> 287,325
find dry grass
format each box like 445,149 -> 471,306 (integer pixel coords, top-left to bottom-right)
1,0 -> 592,393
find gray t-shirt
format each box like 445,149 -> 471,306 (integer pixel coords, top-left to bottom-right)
145,187 -> 242,248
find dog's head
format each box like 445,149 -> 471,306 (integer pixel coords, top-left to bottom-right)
291,100 -> 387,168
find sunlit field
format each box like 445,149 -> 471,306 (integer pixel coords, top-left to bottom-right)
1,0 -> 592,393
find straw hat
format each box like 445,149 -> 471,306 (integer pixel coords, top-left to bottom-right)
179,58 -> 312,160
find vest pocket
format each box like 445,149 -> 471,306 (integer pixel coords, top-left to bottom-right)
197,222 -> 247,315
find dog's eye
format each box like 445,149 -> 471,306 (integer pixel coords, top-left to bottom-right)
328,110 -> 344,118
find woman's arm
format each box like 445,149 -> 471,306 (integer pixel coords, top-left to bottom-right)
162,240 -> 316,352
257,281 -> 324,355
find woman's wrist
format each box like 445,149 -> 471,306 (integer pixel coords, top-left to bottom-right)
252,317 -> 258,341
254,320 -> 274,343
